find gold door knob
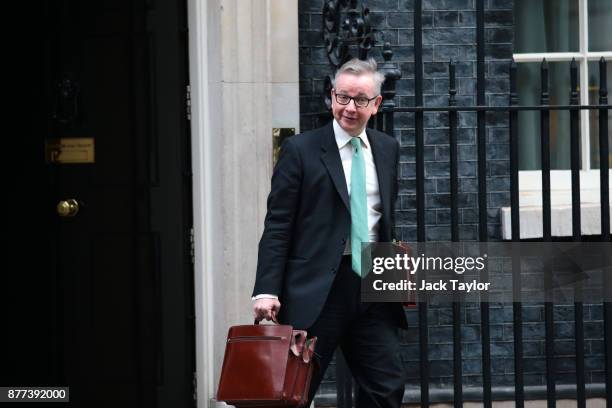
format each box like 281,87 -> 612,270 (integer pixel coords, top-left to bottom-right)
57,199 -> 80,217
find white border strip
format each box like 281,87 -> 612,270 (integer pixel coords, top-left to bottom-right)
513,52 -> 612,62
513,52 -> 582,62
187,0 -> 214,406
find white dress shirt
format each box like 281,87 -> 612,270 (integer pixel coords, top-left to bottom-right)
253,121 -> 383,300
333,119 -> 382,253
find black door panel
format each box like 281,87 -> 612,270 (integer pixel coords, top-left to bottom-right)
4,1 -> 194,406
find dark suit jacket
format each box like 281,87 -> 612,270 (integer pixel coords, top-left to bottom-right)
253,122 -> 407,330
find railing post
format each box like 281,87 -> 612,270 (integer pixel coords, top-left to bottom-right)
413,1 -> 429,407
448,59 -> 463,408
509,64 -> 519,241
569,58 -> 586,408
540,58 -> 556,408
475,2 -> 491,407
449,60 -> 459,243
414,0 -> 425,243
509,59 -> 524,408
540,59 -> 552,242
379,42 -> 401,137
569,59 -> 582,240
599,56 -> 612,408
598,57 -> 610,240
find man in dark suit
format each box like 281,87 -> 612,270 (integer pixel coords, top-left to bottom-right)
252,58 -> 406,407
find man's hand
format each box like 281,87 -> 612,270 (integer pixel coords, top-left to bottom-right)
253,298 -> 281,322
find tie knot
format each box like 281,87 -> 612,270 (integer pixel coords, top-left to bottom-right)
350,137 -> 361,151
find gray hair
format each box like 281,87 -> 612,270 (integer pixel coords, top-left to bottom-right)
333,58 -> 385,95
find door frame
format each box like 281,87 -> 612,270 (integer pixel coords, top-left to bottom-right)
187,1 -> 216,406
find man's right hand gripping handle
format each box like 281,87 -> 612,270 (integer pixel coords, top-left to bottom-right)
253,298 -> 281,322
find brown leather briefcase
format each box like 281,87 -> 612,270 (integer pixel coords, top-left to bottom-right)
217,320 -> 318,407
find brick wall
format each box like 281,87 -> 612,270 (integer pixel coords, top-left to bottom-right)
300,0 -> 512,242
298,0 -> 605,401
402,303 -> 605,390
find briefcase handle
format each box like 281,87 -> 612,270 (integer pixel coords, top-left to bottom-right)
254,313 -> 279,325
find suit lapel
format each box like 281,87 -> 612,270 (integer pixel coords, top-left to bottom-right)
320,123 -> 350,212
367,129 -> 391,222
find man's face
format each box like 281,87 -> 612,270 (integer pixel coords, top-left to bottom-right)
331,72 -> 382,136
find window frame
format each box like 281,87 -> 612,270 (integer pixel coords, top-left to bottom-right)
504,0 -> 612,239
513,0 -> 612,170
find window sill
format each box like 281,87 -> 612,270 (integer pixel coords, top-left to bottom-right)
500,170 -> 611,240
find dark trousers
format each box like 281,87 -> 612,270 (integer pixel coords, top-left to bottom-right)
305,256 -> 405,408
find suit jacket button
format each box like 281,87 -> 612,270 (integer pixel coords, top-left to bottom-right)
341,238 -> 346,245
331,267 -> 336,273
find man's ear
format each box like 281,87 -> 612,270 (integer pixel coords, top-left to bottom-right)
373,95 -> 383,112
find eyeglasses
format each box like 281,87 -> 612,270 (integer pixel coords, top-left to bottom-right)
333,90 -> 379,108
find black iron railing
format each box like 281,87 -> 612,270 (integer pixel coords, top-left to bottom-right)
325,57 -> 611,408
309,1 -> 611,407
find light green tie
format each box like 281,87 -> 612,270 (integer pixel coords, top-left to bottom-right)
350,137 -> 368,277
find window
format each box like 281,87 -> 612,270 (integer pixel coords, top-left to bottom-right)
514,0 -> 612,170
501,0 -> 612,239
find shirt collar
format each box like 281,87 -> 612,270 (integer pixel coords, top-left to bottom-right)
333,119 -> 370,151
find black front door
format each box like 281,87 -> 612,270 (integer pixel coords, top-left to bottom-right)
5,1 -> 195,406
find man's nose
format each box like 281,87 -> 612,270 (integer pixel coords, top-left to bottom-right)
346,99 -> 357,111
